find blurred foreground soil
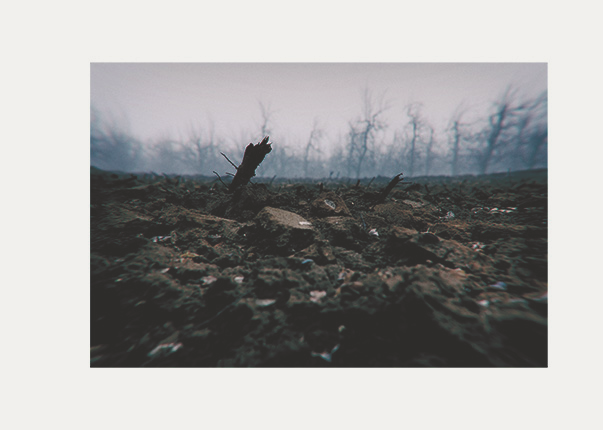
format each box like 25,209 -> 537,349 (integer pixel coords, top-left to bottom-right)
91,168 -> 547,367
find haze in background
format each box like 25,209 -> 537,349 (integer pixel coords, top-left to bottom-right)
90,63 -> 547,178
91,63 -> 545,144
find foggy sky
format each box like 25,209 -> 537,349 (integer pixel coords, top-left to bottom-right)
90,63 -> 546,149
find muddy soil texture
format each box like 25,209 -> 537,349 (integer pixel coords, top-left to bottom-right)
91,167 -> 548,367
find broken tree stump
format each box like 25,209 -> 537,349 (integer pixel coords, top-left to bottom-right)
228,136 -> 272,192
377,172 -> 404,202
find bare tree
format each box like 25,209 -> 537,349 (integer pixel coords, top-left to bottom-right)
257,101 -> 273,139
346,88 -> 389,179
303,118 -> 324,178
403,102 -> 429,177
326,133 -> 348,179
481,91 -> 510,174
379,131 -> 405,178
447,105 -> 468,177
150,136 -> 187,174
424,125 -> 435,176
514,91 -> 547,169
181,122 -> 222,174
90,109 -> 144,172
264,142 -> 293,178
475,87 -> 536,175
522,123 -> 547,170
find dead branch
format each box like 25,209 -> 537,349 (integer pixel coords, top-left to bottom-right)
377,172 -> 404,202
229,136 -> 272,192
221,152 -> 239,170
212,171 -> 228,188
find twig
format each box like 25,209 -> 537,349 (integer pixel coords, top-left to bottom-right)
212,171 -> 228,188
377,172 -> 404,202
221,152 -> 239,170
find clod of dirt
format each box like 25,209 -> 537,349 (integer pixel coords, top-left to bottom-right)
254,207 -> 317,254
256,206 -> 313,230
318,216 -> 367,251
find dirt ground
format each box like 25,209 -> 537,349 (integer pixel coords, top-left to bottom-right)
90,167 -> 547,367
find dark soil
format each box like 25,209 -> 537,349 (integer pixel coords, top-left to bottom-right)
90,167 -> 547,367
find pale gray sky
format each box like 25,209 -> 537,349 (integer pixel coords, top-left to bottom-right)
90,63 -> 546,148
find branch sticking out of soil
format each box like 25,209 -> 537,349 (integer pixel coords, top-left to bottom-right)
221,152 -> 239,170
213,171 -> 228,188
229,136 -> 272,192
377,172 -> 404,202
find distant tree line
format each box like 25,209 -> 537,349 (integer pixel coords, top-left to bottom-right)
90,86 -> 547,179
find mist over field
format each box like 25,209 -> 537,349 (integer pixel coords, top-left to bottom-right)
90,63 -> 547,179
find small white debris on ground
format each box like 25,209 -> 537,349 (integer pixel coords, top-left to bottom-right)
255,299 -> 277,307
309,290 -> 327,302
148,342 -> 183,357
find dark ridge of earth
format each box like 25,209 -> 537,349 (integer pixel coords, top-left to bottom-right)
90,168 -> 548,367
